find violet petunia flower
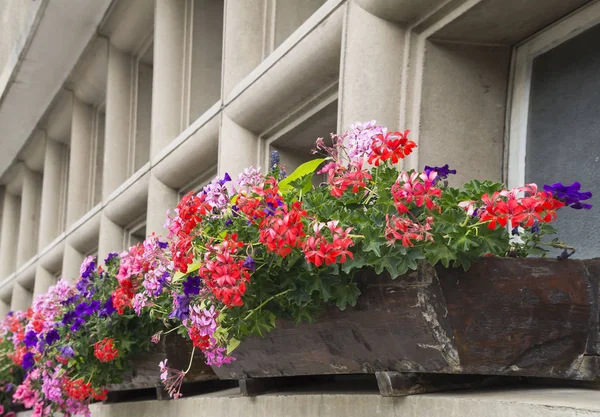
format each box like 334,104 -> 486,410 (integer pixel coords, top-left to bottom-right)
24,331 -> 38,348
182,275 -> 201,297
424,164 -> 457,181
543,182 -> 593,210
45,329 -> 60,345
79,256 -> 96,279
104,252 -> 119,264
218,173 -> 232,186
21,352 -> 35,370
60,345 -> 75,358
99,297 -> 116,317
243,256 -> 256,272
170,294 -> 191,321
70,318 -> 85,332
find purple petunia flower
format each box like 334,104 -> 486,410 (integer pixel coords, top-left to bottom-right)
543,182 -> 593,210
22,352 -> 35,370
224,218 -> 233,226
99,297 -> 116,317
85,300 -> 101,316
61,295 -> 79,306
45,329 -> 60,345
424,164 -> 457,181
74,302 -> 88,318
80,256 -> 96,279
104,252 -> 119,264
218,173 -> 232,186
61,311 -> 76,325
182,275 -> 201,297
158,240 -> 168,249
70,318 -> 85,332
243,256 -> 256,272
24,331 -> 38,348
170,294 -> 191,321
60,345 -> 75,358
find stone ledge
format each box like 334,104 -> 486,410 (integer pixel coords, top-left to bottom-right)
16,387 -> 600,417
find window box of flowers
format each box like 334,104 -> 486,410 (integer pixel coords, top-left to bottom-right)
2,122 -> 596,415
138,122 -> 596,397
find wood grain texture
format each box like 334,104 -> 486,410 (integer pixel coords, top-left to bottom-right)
212,258 -> 600,381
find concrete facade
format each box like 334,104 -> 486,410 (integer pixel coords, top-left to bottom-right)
1,0 -> 599,415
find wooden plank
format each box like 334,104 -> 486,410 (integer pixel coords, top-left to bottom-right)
212,258 -> 600,382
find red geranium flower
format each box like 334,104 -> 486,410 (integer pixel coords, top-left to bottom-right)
368,130 -> 416,166
94,337 -> 119,362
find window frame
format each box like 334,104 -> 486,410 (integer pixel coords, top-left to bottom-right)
507,0 -> 600,189
123,216 -> 147,249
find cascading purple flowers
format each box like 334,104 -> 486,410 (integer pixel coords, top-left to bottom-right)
543,182 -> 593,209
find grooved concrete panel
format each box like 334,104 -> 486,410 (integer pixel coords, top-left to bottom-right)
420,42 -> 510,184
0,0 -> 37,84
433,0 -> 590,45
526,23 -> 600,260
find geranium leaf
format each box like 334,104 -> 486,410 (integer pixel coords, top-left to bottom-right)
279,158 -> 325,194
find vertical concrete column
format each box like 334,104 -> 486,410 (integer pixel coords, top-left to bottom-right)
10,284 -> 32,312
62,244 -> 84,284
66,96 -> 93,227
218,114 -> 260,179
221,0 -> 265,98
17,167 -> 42,268
338,2 -> 405,130
104,44 -> 133,198
38,137 -> 68,250
0,191 -> 20,280
146,173 -> 178,237
0,299 -> 10,318
151,0 -> 186,159
98,214 -> 125,264
33,265 -> 56,300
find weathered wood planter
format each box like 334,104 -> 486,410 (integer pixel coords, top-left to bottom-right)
107,333 -> 216,395
212,258 -> 600,391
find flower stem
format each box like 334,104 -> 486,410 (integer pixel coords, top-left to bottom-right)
184,346 -> 196,374
163,325 -> 182,335
244,289 -> 292,321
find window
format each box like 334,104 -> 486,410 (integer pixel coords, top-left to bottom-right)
178,166 -> 218,200
91,108 -> 105,207
132,42 -> 153,174
124,217 -> 147,248
262,97 -> 337,184
508,2 -> 600,258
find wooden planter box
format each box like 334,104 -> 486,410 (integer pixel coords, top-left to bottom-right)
212,258 -> 600,390
108,333 -> 215,394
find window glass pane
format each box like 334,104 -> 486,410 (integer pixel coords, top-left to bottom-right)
526,23 -> 600,259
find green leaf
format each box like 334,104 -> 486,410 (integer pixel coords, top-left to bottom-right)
306,273 -> 335,302
424,242 -> 457,268
227,338 -> 241,355
172,260 -> 201,281
279,158 -> 325,194
331,282 -> 361,310
341,250 -> 369,274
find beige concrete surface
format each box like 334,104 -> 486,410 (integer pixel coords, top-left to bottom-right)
51,387 -> 600,417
